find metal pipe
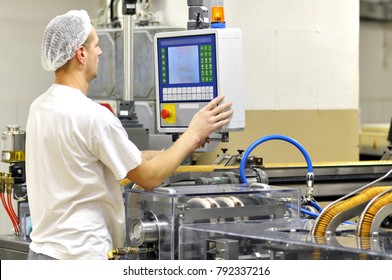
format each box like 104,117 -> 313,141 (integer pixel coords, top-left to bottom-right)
123,14 -> 134,102
107,246 -> 156,260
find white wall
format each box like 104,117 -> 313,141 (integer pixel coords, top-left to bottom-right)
156,0 -> 359,110
360,21 -> 392,124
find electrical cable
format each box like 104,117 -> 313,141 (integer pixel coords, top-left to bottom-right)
5,173 -> 20,233
7,192 -> 20,232
0,192 -> 19,234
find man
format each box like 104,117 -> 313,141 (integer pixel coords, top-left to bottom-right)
26,10 -> 233,260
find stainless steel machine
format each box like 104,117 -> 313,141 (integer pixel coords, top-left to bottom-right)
0,125 -> 29,260
108,183 -> 301,259
108,161 -> 392,260
179,218 -> 392,260
2,158 -> 392,260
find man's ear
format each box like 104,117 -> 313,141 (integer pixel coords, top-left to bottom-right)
75,46 -> 86,64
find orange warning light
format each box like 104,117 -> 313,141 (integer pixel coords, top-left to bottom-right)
211,6 -> 225,23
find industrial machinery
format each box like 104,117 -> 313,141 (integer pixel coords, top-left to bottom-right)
2,130 -> 392,260
110,162 -> 392,260
0,125 -> 30,260
108,184 -> 301,260
91,1 -> 245,147
108,135 -> 392,260
178,168 -> 392,260
89,2 -> 246,149
187,0 -> 210,30
88,26 -> 185,150
179,218 -> 392,260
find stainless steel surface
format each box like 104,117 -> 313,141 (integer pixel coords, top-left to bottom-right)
265,162 -> 392,198
0,235 -> 30,260
122,184 -> 300,260
165,162 -> 392,198
3,162 -> 391,260
123,15 -> 133,102
360,0 -> 392,21
370,204 -> 392,234
179,218 -> 392,260
357,188 -> 392,235
88,27 -> 183,101
124,127 -> 149,150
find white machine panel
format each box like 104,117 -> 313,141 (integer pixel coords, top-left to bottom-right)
154,28 -> 245,134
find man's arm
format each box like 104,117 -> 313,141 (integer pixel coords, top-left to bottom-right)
126,95 -> 233,190
141,150 -> 164,160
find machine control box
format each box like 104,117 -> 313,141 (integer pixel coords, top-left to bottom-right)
154,28 -> 245,134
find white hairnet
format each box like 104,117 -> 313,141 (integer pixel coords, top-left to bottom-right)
41,10 -> 93,71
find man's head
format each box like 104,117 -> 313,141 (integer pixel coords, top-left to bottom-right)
41,10 -> 93,72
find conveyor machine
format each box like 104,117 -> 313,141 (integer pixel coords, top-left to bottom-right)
179,217 -> 392,260
109,134 -> 392,260
108,184 -> 301,260
178,167 -> 392,260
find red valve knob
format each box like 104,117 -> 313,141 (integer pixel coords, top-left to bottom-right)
160,109 -> 171,119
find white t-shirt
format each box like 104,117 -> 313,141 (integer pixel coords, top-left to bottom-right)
26,84 -> 142,260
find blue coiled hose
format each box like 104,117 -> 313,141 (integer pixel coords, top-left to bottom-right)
239,134 -> 317,217
239,134 -> 357,225
239,134 -> 313,184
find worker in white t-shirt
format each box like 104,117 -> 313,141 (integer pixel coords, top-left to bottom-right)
26,10 -> 233,260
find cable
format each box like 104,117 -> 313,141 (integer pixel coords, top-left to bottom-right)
287,203 -> 316,217
239,134 -> 319,221
7,193 -> 20,232
310,200 -> 323,213
287,203 -> 356,225
239,134 -> 314,199
239,134 -> 313,183
0,192 -> 19,234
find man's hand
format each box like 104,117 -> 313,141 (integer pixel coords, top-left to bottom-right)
186,95 -> 233,148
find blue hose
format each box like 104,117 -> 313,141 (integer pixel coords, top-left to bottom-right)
240,134 -> 317,220
239,134 -> 313,184
239,136 -> 357,227
310,200 -> 323,213
287,203 -> 356,225
287,203 -> 319,218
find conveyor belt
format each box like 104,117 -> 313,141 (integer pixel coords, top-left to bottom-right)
162,161 -> 392,200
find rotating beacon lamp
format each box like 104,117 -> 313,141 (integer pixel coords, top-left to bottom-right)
154,27 -> 245,142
